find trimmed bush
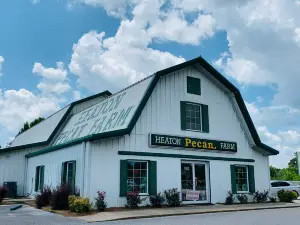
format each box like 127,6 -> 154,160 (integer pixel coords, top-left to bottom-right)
149,193 -> 165,208
95,191 -> 107,211
126,191 -> 143,208
253,191 -> 269,203
69,195 -> 91,213
50,184 -> 70,210
277,190 -> 297,203
0,186 -> 8,203
224,191 -> 235,205
269,196 -> 277,203
164,188 -> 181,207
237,194 -> 248,204
35,194 -> 43,209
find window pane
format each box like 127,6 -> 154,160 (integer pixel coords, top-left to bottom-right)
127,161 -> 148,194
185,103 -> 201,131
235,166 -> 248,192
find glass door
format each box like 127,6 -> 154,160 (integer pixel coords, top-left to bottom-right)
181,161 -> 209,203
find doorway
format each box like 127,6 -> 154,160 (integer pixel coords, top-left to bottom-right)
181,161 -> 210,203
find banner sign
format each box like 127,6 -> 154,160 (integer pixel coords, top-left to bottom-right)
186,190 -> 200,201
149,134 -> 237,152
54,77 -> 153,145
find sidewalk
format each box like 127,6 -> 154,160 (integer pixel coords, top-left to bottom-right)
77,202 -> 300,222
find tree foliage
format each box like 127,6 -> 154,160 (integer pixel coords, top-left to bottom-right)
18,117 -> 45,135
270,153 -> 300,181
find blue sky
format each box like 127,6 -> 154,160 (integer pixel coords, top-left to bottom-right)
1,0 -> 300,168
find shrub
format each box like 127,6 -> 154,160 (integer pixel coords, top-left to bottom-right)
0,186 -> 8,203
277,190 -> 297,203
149,193 -> 165,208
224,191 -> 235,205
40,186 -> 52,206
94,191 -> 107,211
35,194 -> 43,209
237,194 -> 248,204
164,188 -> 181,207
269,196 -> 277,203
126,191 -> 143,208
68,195 -> 77,212
50,184 -> 70,210
69,195 -> 91,213
253,191 -> 269,203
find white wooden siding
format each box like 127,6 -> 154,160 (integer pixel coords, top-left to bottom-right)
26,143 -> 83,197
0,146 -> 47,196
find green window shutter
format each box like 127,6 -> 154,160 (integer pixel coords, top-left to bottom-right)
40,166 -> 45,191
120,160 -> 128,197
35,166 -> 39,192
248,165 -> 255,193
201,104 -> 209,133
180,101 -> 186,130
230,165 -> 237,194
71,161 -> 76,193
61,162 -> 67,185
148,161 -> 157,195
187,76 -> 201,95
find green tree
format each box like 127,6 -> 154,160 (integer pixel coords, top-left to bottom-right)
270,165 -> 281,180
288,153 -> 298,173
18,117 -> 45,135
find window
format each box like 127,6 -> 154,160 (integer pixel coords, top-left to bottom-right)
127,161 -> 148,194
120,160 -> 157,197
278,182 -> 290,187
235,166 -> 249,193
186,103 -> 202,131
230,165 -> 255,194
62,161 -> 76,193
187,76 -> 201,95
35,165 -> 44,192
271,182 -> 278,187
180,102 -> 209,133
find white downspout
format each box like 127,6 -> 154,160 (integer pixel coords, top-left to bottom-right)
80,141 -> 86,197
23,155 -> 28,197
83,141 -> 92,198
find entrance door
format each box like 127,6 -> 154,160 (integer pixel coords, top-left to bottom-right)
181,161 -> 209,203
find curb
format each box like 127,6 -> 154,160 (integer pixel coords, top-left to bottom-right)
87,204 -> 300,222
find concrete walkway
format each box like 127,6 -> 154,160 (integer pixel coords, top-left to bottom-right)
77,202 -> 300,222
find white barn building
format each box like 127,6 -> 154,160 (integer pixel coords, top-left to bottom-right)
0,57 -> 279,206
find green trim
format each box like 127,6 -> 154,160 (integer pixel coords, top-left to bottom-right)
180,101 -> 186,130
0,90 -> 112,154
230,165 -> 237,194
120,160 -> 127,197
118,151 -> 255,162
201,104 -> 209,133
148,161 -> 157,195
248,165 -> 255,193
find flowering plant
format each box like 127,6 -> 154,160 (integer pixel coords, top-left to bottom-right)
95,191 -> 107,211
126,190 -> 143,208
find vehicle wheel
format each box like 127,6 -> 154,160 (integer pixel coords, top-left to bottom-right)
293,190 -> 299,198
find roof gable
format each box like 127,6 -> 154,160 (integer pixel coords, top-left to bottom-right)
26,56 -> 278,157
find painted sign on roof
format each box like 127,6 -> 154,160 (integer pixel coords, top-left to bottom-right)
54,77 -> 153,145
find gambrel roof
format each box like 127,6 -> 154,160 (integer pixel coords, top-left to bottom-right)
1,57 -> 279,156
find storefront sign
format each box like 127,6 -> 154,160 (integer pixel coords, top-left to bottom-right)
186,190 -> 200,201
149,134 -> 237,152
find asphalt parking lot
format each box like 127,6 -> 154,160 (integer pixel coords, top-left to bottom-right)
0,205 -> 86,225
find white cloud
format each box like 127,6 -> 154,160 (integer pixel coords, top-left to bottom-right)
0,88 -> 60,134
33,62 -> 71,95
31,0 -> 40,4
33,62 -> 67,81
73,91 -> 81,101
148,12 -> 216,45
71,0 -> 132,17
69,22 -> 185,92
0,56 -> 4,76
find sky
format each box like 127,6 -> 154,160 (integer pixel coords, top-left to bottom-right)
1,0 -> 300,168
